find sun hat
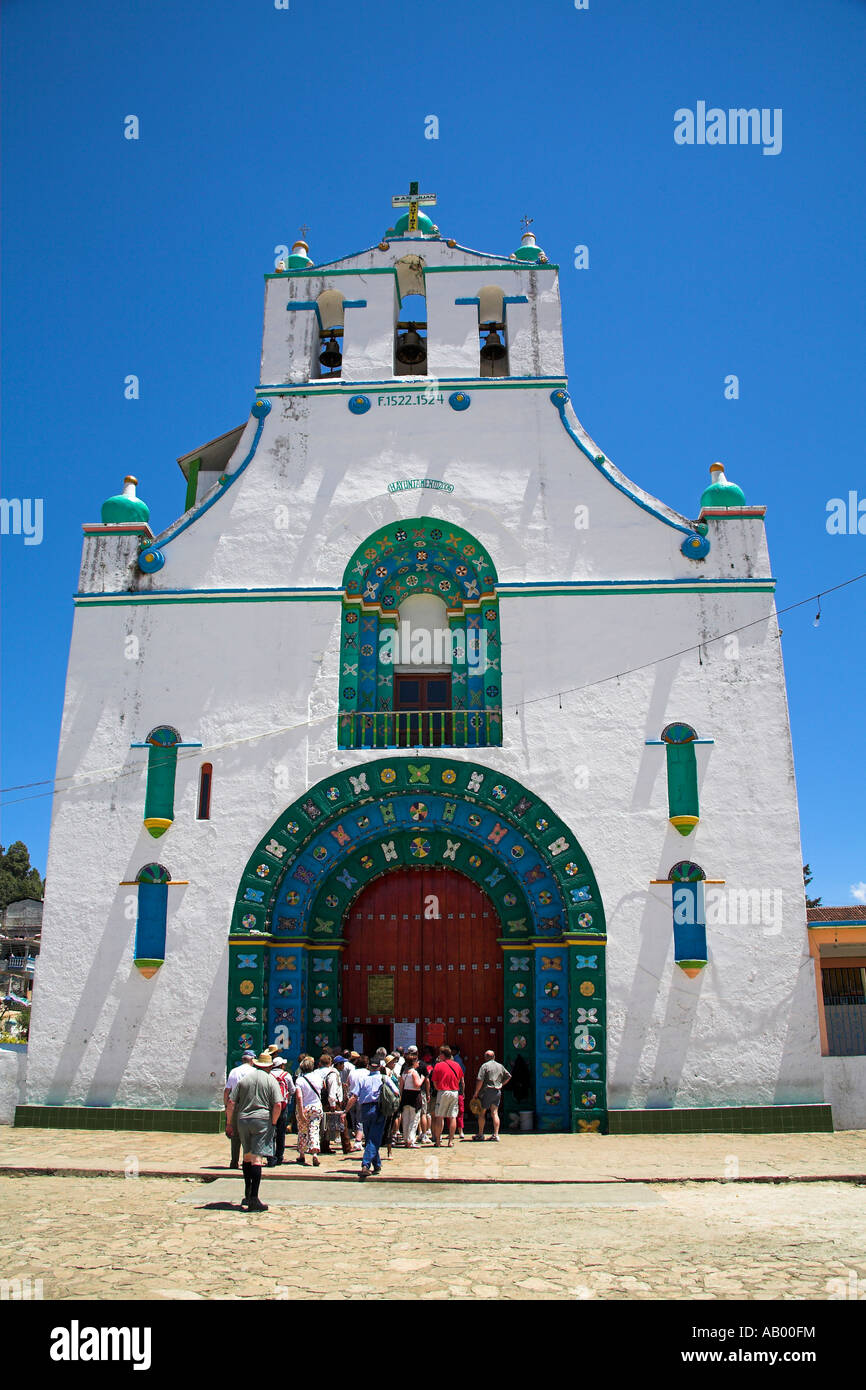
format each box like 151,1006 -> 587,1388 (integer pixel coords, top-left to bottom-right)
252,1051 -> 274,1069
333,1055 -> 346,1064
241,1049 -> 255,1059
270,1057 -> 286,1068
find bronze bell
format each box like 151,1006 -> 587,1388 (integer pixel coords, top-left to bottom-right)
395,322 -> 427,365
319,334 -> 342,370
480,326 -> 506,361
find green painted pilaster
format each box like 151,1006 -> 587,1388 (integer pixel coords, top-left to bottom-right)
305,944 -> 341,1055
143,744 -> 177,838
479,599 -> 502,747
227,936 -> 267,1065
375,613 -> 398,747
449,613 -> 469,746
666,742 -> 700,835
566,937 -> 607,1133
501,942 -> 535,1119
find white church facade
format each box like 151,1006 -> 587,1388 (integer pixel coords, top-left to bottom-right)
21,186 -> 830,1133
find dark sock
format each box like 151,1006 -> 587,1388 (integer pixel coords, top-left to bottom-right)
249,1166 -> 262,1203
242,1161 -> 253,1201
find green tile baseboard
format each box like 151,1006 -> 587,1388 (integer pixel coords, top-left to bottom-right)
14,1105 -> 223,1133
608,1104 -> 834,1135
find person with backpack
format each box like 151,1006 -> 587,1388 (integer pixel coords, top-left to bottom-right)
356,1056 -> 388,1179
380,1054 -> 402,1159
332,1055 -> 357,1154
267,1056 -> 295,1166
294,1055 -> 324,1167
314,1053 -> 342,1155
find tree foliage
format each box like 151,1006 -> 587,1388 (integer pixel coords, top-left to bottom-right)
803,863 -> 822,910
0,842 -> 45,912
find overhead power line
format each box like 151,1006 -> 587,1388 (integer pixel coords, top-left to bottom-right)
1,569 -> 863,810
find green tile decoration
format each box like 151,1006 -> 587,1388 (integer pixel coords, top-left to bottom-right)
14,1105 -> 223,1133
608,1104 -> 833,1135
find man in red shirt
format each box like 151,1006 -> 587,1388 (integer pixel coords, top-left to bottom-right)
430,1045 -> 464,1148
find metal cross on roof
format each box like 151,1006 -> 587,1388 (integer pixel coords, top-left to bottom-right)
521,214 -> 534,232
298,223 -> 309,240
391,179 -> 437,232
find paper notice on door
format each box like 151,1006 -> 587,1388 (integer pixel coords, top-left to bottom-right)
393,1022 -> 417,1051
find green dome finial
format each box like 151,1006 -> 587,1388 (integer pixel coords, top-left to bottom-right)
393,208 -> 437,236
101,475 -> 150,525
390,180 -> 439,238
700,462 -> 746,510
284,234 -> 314,270
512,216 -> 547,263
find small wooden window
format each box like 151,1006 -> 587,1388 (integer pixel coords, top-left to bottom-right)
822,964 -> 866,1056
197,763 -> 213,820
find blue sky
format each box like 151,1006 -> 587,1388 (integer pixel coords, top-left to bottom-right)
1,0 -> 864,902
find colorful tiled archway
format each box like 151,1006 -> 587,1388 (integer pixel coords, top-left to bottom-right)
228,757 -> 607,1132
338,518 -> 502,750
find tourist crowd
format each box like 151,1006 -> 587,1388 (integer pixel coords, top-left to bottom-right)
224,1043 -> 511,1211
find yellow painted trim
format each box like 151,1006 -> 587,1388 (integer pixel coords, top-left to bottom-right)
650,878 -> 725,885
807,924 -> 866,933
134,961 -> 163,978
143,816 -> 173,838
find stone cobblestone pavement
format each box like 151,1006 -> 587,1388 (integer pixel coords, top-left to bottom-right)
2,1127 -> 865,1182
2,1172 -> 865,1301
2,1129 -> 865,1300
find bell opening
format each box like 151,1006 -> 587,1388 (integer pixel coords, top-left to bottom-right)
317,328 -> 343,378
394,293 -> 428,376
394,320 -> 428,375
479,321 -> 508,377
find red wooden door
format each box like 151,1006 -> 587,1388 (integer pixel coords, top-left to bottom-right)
394,674 -> 452,748
341,867 -> 503,1082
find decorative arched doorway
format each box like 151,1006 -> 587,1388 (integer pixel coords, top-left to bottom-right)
342,866 -> 502,1079
228,756 -> 607,1132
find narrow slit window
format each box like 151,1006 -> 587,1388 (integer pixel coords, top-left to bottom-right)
198,762 -> 213,820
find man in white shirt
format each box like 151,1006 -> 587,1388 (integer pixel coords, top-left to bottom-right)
348,1055 -> 369,1146
310,1054 -> 342,1154
223,1050 -> 255,1168
333,1055 -> 358,1153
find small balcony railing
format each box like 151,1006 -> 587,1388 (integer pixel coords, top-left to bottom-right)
339,708 -> 502,751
